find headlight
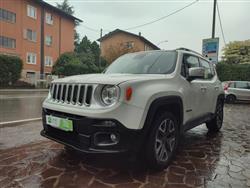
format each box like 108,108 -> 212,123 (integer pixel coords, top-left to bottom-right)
101,85 -> 119,106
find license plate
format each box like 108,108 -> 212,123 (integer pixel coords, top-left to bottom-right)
46,115 -> 73,132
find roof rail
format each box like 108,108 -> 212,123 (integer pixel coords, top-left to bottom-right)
176,47 -> 203,57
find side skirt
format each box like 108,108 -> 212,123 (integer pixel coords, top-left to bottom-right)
181,113 -> 214,133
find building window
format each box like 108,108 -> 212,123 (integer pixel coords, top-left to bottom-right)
26,71 -> 36,78
45,35 -> 52,46
27,52 -> 37,64
0,36 -> 16,49
45,13 -> 53,25
27,5 -> 36,19
0,8 -> 16,23
126,41 -> 134,49
45,56 -> 53,67
24,29 -> 37,42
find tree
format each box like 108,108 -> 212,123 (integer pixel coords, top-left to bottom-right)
0,55 -> 23,86
222,40 -> 250,64
75,36 -> 105,67
52,52 -> 100,76
53,35 -> 108,76
75,36 -> 92,54
56,0 -> 74,15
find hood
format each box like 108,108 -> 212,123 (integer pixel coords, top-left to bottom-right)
53,73 -> 167,85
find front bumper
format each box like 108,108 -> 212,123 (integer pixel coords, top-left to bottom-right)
41,108 -> 143,154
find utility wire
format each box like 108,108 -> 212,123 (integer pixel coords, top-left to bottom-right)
82,25 -> 100,33
81,0 -> 200,35
124,0 -> 199,31
216,1 -> 227,45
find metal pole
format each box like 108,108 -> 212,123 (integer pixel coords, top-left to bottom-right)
99,28 -> 103,71
212,0 -> 217,38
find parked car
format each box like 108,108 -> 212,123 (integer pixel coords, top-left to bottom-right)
41,48 -> 224,169
223,81 -> 250,103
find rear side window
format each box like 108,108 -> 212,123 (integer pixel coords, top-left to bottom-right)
200,59 -> 214,79
236,82 -> 248,89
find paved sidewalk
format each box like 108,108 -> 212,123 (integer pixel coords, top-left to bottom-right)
0,104 -> 250,188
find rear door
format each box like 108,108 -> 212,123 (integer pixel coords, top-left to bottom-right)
235,81 -> 250,100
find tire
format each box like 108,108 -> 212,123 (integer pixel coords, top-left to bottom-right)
146,112 -> 180,170
226,95 -> 236,103
64,146 -> 76,153
206,99 -> 224,132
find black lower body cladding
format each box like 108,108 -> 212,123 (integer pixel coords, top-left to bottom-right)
41,108 -> 142,154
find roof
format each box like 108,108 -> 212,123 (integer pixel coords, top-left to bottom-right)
35,0 -> 83,22
97,29 -> 160,50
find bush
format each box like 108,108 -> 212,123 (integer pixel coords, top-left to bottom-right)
216,62 -> 250,81
0,54 -> 23,86
52,52 -> 104,76
0,80 -> 35,89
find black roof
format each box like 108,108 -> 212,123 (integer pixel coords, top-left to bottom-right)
35,0 -> 83,22
97,29 -> 160,50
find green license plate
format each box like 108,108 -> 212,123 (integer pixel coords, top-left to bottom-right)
46,115 -> 73,132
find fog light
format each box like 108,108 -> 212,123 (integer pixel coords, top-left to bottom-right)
94,132 -> 120,146
110,133 -> 118,142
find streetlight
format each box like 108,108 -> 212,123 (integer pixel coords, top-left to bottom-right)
157,40 -> 168,49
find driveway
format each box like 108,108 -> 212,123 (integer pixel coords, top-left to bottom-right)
0,104 -> 250,188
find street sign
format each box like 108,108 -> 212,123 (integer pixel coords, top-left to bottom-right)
202,38 -> 219,63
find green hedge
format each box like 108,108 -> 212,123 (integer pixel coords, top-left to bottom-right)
216,62 -> 250,81
52,52 -> 104,76
0,54 -> 23,86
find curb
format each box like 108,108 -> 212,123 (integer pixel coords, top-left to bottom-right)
0,118 -> 42,128
0,89 -> 48,92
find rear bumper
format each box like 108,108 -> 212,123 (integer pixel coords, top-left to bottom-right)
41,108 -> 143,154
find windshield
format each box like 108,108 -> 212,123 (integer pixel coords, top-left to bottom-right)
104,51 -> 177,74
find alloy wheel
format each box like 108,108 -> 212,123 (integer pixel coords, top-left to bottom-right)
154,119 -> 176,163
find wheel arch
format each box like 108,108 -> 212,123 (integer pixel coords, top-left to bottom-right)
142,96 -> 184,136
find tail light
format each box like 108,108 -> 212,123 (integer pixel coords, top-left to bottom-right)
224,83 -> 229,91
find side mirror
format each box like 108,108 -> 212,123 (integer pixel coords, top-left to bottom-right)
187,67 -> 205,81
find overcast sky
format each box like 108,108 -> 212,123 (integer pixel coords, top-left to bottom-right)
46,0 -> 250,58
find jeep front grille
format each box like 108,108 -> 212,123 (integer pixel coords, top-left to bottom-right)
50,83 -> 93,106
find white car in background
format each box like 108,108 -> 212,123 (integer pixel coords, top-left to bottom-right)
223,81 -> 250,103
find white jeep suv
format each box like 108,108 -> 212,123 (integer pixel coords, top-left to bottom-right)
41,48 -> 224,169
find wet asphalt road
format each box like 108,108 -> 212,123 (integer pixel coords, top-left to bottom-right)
0,91 -> 47,123
0,104 -> 250,188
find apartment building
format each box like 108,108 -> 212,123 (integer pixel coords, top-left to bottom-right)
98,29 -> 160,63
0,0 -> 82,82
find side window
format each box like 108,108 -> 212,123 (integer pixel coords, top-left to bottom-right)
236,82 -> 248,89
200,59 -> 213,79
228,82 -> 235,88
181,54 -> 199,77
